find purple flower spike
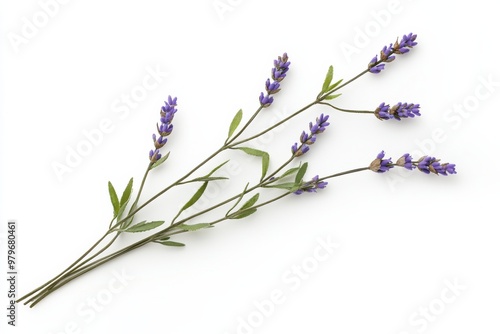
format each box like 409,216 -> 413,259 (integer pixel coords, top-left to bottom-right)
259,53 -> 290,108
417,156 -> 457,176
375,102 -> 421,121
396,153 -> 414,170
291,114 -> 330,158
294,175 -> 328,195
369,150 -> 393,173
150,95 -> 177,163
369,33 -> 417,74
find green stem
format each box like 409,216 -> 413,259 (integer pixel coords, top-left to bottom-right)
317,102 -> 374,114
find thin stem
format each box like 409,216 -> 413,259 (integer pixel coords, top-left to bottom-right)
317,102 -> 374,114
226,107 -> 264,145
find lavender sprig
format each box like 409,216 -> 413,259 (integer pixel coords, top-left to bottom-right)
375,102 -> 421,120
294,175 -> 328,195
291,113 -> 330,157
368,33 -> 417,74
370,152 -> 457,175
149,96 -> 177,163
259,53 -> 290,108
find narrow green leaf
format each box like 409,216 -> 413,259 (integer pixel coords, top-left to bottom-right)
327,79 -> 343,92
123,220 -> 165,233
108,181 -> 120,217
158,241 -> 185,247
295,162 -> 308,185
324,93 -> 342,101
321,65 -> 334,93
178,223 -> 212,231
119,178 -> 133,207
226,183 -> 249,217
120,202 -> 136,230
231,208 -> 257,219
227,109 -> 243,140
281,166 -> 300,178
263,182 -> 296,190
181,182 -> 208,212
156,237 -> 170,242
187,176 -> 228,183
150,152 -> 170,170
236,147 -> 270,180
239,193 -> 260,211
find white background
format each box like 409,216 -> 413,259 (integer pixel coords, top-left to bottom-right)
1,0 -> 499,333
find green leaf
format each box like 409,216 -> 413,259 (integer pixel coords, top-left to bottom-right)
321,65 -> 334,93
178,223 -> 212,231
239,193 -> 259,211
295,162 -> 308,185
236,147 -> 270,180
158,240 -> 185,247
230,208 -> 257,219
123,220 -> 165,233
120,202 -> 136,230
119,178 -> 133,207
181,182 -> 208,212
150,152 -> 170,170
227,109 -> 243,140
226,183 -> 249,217
207,160 -> 229,177
263,182 -> 296,190
327,79 -> 343,92
280,166 -> 300,178
108,181 -> 120,217
172,181 -> 209,224
187,176 -> 228,183
324,93 -> 342,101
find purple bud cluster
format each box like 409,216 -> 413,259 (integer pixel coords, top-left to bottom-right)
368,33 -> 417,74
259,53 -> 290,108
291,114 -> 330,157
149,96 -> 177,163
375,102 -> 421,120
370,151 -> 457,175
294,175 -> 328,195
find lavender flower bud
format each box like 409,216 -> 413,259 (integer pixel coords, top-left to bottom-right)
375,102 -> 421,120
294,175 -> 328,195
369,151 -> 393,173
417,156 -> 457,175
368,56 -> 385,74
375,103 -> 391,120
396,153 -> 414,170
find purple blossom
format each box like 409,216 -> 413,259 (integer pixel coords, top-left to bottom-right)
150,96 -> 177,163
291,114 -> 330,158
259,53 -> 290,108
375,102 -> 421,120
368,56 -> 385,74
417,156 -> 457,175
369,33 -> 418,74
369,151 -> 393,173
396,153 -> 414,170
374,103 -> 391,120
294,175 -> 328,195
